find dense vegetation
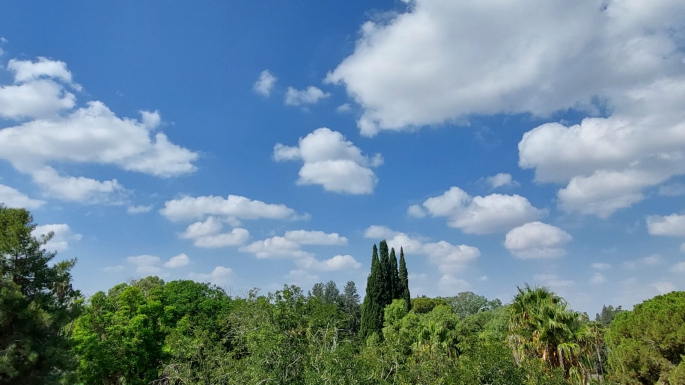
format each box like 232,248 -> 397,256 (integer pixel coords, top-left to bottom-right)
3,205 -> 685,384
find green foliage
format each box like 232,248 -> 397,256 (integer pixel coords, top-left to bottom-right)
389,248 -> 400,300
398,247 -> 411,311
606,291 -> 685,384
595,304 -> 624,327
443,291 -> 502,318
378,240 -> 392,307
360,244 -> 384,339
0,206 -> 82,385
411,296 -> 447,314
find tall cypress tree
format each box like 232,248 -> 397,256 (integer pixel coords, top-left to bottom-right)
378,240 -> 392,307
390,247 -> 400,300
360,244 -> 383,338
398,247 -> 411,311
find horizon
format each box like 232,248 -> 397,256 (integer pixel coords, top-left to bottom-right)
1,0 -> 684,316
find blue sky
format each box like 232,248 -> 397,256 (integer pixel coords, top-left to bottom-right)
1,0 -> 685,315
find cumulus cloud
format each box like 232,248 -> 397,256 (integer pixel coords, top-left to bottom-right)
164,253 -> 190,268
504,222 -> 572,259
295,255 -> 362,271
253,70 -> 277,97
127,255 -> 163,275
284,86 -> 330,106
0,184 -> 45,209
646,214 -> 685,237
651,281 -> 676,294
0,57 -> 199,204
179,217 -> 250,248
590,273 -> 606,284
283,230 -> 347,245
160,194 -> 306,222
484,173 -> 518,189
127,204 -> 153,214
327,0 -> 685,136
274,128 -> 383,194
190,266 -> 233,286
364,225 -> 480,272
414,186 -> 546,234
240,229 -> 350,261
438,274 -> 470,294
31,223 -> 81,252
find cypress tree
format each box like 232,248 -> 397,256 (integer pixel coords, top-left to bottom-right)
398,247 -> 411,311
390,247 -> 400,300
378,240 -> 392,307
360,244 -> 383,338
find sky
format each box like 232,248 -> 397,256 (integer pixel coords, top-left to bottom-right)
1,0 -> 685,315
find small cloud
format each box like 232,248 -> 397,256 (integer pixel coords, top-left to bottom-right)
624,254 -> 662,269
651,281 -> 676,294
478,275 -> 488,281
671,261 -> 685,273
164,253 -> 190,268
337,103 -> 352,113
505,222 -> 572,259
590,273 -> 606,284
253,70 -> 277,97
534,273 -> 574,288
190,266 -> 232,285
32,224 -> 81,252
127,204 -> 153,214
127,255 -> 162,275
407,204 -> 426,218
483,173 -> 519,189
658,183 -> 685,197
284,86 -> 330,106
592,262 -> 611,270
103,265 -> 125,272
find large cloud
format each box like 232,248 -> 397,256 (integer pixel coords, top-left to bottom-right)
31,223 -> 81,252
0,184 -> 45,209
364,225 -> 480,272
274,128 -> 383,194
160,194 -> 306,222
646,214 -> 685,237
409,186 -> 546,234
327,0 -> 685,136
504,221 -> 572,259
179,217 -> 250,248
0,57 -> 198,204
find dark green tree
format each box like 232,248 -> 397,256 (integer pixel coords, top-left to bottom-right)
390,247 -> 400,300
310,282 -> 324,300
378,240 -> 392,307
322,280 -> 340,305
360,244 -> 384,339
0,206 -> 82,385
398,247 -> 411,311
594,304 -> 623,327
341,281 -> 361,333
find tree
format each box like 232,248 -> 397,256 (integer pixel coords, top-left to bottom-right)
606,291 -> 685,384
443,291 -> 502,318
360,244 -> 383,339
390,248 -> 400,300
398,248 -> 411,311
378,240 -> 392,307
0,206 -> 82,385
322,280 -> 340,305
341,281 -> 361,333
310,282 -> 324,300
595,304 -> 623,327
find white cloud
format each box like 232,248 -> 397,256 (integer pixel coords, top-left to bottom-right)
0,57 -> 198,204
284,230 -> 347,245
253,70 -> 277,97
103,265 -> 125,272
658,183 -> 685,196
284,86 -> 330,106
590,273 -> 606,284
534,273 -> 574,288
31,223 -> 81,252
127,255 -> 162,275
418,186 -> 546,234
591,262 -> 611,270
180,217 -> 250,248
485,173 -> 518,189
670,262 -> 685,273
438,274 -> 470,294
0,184 -> 45,209
647,214 -> 685,237
164,253 -> 190,268
328,1 -> 685,136
239,237 -> 312,259
127,204 -> 153,214
190,266 -> 233,286
364,225 -> 480,272
160,194 -> 305,222
337,103 -> 352,113
407,204 -> 426,218
624,254 -> 662,269
505,222 -> 572,259
274,128 -> 383,194
296,255 -> 362,271
651,281 -> 676,294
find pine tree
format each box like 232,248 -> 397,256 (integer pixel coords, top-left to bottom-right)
360,244 -> 383,339
390,247 -> 400,300
398,247 -> 411,311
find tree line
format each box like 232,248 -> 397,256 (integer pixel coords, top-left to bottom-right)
2,204 -> 685,384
